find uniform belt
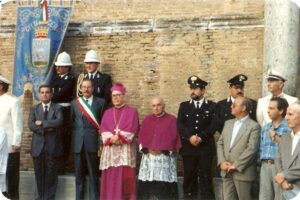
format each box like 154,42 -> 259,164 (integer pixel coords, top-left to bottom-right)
58,103 -> 71,107
262,159 -> 274,164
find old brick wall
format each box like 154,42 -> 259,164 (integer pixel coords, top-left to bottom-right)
0,0 -> 264,170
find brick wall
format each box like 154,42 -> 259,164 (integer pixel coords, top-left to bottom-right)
0,0 -> 264,170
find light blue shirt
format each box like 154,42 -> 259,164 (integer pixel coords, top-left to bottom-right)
260,119 -> 290,160
230,115 -> 249,148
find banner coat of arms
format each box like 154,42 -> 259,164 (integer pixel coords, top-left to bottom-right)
13,0 -> 73,100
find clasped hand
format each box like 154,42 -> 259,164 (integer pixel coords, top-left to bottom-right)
220,161 -> 237,173
110,135 -> 123,145
189,135 -> 202,146
274,173 -> 293,190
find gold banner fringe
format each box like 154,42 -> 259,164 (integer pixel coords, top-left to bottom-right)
17,0 -> 77,7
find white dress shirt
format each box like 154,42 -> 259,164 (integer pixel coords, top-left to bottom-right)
193,99 -> 204,109
42,102 -> 51,112
292,131 -> 300,155
84,96 -> 93,106
89,71 -> 97,79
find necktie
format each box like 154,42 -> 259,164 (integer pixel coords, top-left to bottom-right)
44,105 -> 48,120
196,101 -> 200,109
89,74 -> 94,80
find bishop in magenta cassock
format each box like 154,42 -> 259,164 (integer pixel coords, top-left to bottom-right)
137,97 -> 182,200
99,83 -> 139,200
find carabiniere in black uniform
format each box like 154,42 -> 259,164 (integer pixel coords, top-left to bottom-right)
214,74 -> 257,133
177,75 -> 217,199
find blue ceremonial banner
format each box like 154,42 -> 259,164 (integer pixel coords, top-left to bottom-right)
13,0 -> 73,100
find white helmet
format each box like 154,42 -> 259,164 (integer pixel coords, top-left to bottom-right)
84,50 -> 100,63
55,52 -> 72,66
0,75 -> 11,85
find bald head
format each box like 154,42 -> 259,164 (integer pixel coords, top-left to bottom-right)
151,97 -> 165,116
286,103 -> 300,132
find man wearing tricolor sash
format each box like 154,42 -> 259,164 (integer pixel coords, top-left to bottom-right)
71,79 -> 106,200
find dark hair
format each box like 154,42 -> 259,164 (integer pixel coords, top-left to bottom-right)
0,82 -> 9,93
270,97 -> 289,117
81,78 -> 94,87
38,84 -> 52,93
240,97 -> 253,114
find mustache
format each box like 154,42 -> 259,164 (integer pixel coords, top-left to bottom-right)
190,94 -> 201,100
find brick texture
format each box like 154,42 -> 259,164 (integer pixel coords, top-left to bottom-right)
0,0 -> 264,170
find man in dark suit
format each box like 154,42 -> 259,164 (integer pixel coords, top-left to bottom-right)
215,74 -> 257,133
177,75 -> 217,199
71,79 -> 106,200
28,85 -> 63,200
275,102 -> 300,200
76,50 -> 112,105
217,97 -> 260,200
51,51 -> 76,174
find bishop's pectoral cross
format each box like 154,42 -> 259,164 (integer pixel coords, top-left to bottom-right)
114,126 -> 121,134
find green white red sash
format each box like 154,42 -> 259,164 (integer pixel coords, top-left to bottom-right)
76,97 -> 100,129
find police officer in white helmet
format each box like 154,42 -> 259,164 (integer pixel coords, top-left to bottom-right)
51,51 -> 76,174
77,50 -> 112,105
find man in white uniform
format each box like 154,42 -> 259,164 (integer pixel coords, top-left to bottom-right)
0,75 -> 23,200
0,127 -> 8,195
257,70 -> 298,127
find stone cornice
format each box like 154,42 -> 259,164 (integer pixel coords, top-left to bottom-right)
0,15 -> 264,36
66,16 -> 264,36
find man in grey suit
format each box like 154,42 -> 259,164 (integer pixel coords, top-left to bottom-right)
217,96 -> 260,200
28,85 -> 63,200
71,79 -> 105,200
275,102 -> 300,200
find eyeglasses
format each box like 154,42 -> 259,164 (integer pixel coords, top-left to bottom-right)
112,94 -> 123,98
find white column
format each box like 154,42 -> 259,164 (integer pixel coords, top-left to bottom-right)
263,0 -> 300,96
